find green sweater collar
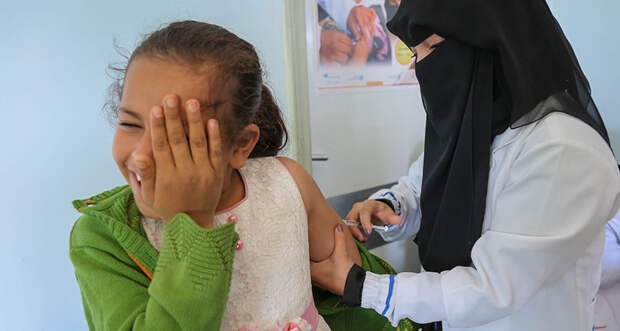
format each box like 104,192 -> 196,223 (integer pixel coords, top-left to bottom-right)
73,186 -> 159,276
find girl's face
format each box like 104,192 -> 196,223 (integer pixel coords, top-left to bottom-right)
112,56 -> 231,218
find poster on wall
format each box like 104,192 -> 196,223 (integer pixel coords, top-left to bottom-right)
313,0 -> 417,90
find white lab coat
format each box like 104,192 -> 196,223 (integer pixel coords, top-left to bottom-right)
594,212 -> 620,330
362,112 -> 620,330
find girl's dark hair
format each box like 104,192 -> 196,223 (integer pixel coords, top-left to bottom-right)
105,20 -> 287,157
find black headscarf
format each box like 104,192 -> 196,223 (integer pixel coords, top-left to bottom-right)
386,0 -> 611,273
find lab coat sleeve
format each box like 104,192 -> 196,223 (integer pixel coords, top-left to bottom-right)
601,215 -> 620,288
368,153 -> 424,242
361,140 -> 620,327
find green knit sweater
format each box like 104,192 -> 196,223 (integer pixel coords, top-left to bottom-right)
70,186 -> 238,330
70,186 -> 419,330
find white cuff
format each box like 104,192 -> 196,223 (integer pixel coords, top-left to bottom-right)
361,272 -> 397,325
363,271 -> 448,326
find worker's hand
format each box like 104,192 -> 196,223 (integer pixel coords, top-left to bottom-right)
320,29 -> 353,65
346,200 -> 402,241
310,224 -> 356,296
347,5 -> 376,45
133,95 -> 225,228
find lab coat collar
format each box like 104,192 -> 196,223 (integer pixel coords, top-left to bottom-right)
491,121 -> 537,153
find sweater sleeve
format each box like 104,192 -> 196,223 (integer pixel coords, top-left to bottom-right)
70,213 -> 238,331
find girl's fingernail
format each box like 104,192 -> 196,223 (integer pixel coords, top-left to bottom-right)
188,101 -> 199,113
366,228 -> 371,235
337,224 -> 343,232
166,97 -> 177,107
153,107 -> 163,118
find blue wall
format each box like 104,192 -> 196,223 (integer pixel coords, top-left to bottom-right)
549,0 -> 620,157
0,1 -> 287,329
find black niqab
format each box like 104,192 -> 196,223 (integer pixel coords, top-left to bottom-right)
386,0 -> 611,273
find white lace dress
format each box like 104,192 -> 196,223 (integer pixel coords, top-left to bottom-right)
142,157 -> 331,331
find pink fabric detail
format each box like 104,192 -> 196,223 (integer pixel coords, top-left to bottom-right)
282,322 -> 302,331
238,297 -> 319,331
271,321 -> 302,331
300,296 -> 320,330
216,170 -> 249,215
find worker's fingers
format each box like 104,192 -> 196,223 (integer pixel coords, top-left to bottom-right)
376,208 -> 403,225
360,207 -> 373,235
348,223 -> 367,242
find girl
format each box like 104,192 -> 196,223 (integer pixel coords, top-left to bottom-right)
69,21 -> 416,330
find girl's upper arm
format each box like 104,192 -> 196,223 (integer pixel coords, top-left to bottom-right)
277,157 -> 362,264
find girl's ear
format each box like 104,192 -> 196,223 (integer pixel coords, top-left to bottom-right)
229,124 -> 260,169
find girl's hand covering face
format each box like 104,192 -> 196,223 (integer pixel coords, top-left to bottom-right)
134,94 -> 225,228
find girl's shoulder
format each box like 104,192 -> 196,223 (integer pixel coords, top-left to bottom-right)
243,156 -> 305,191
240,156 -> 313,214
243,156 -> 298,174
276,156 -> 314,212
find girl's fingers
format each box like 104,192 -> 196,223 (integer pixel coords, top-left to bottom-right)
135,156 -> 155,205
206,119 -> 224,172
333,224 -> 349,260
150,105 -> 174,170
163,95 -> 191,168
185,99 -> 208,165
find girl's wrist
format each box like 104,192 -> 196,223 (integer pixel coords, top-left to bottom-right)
188,211 -> 215,228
